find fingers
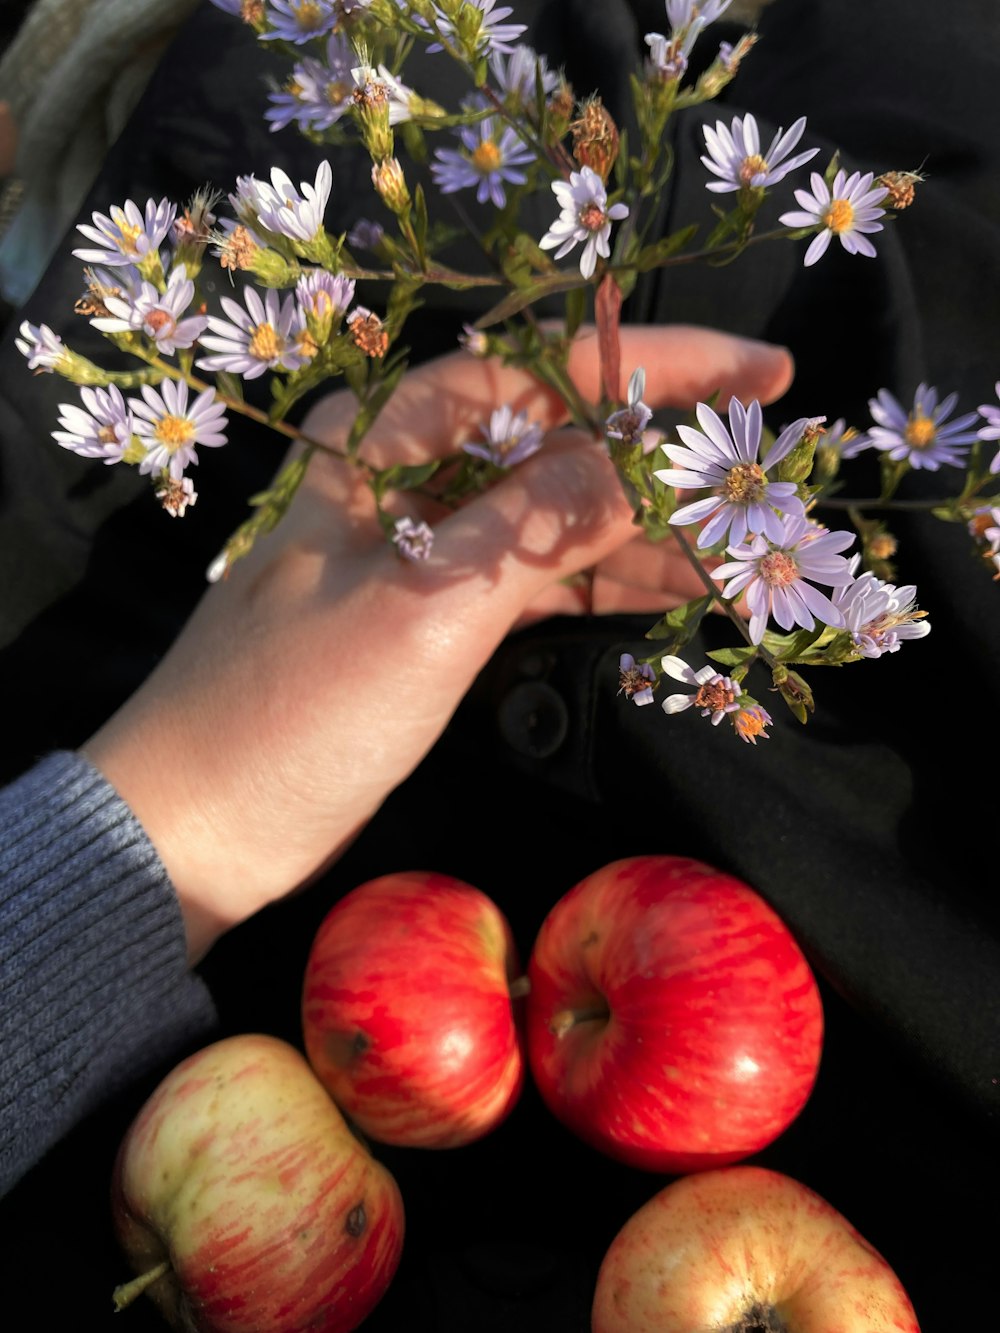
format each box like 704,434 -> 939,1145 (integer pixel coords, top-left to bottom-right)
300,325 -> 793,469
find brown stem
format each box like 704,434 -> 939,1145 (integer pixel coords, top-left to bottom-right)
549,1002 -> 611,1038
112,1260 -> 171,1311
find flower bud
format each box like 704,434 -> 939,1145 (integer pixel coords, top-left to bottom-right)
545,78 -> 575,144
371,157 -> 411,216
351,75 -> 394,163
571,97 -> 620,183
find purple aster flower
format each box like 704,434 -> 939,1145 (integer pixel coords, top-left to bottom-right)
655,399 -> 808,548
660,656 -> 743,723
462,404 -> 545,467
73,197 -> 177,269
822,416 -> 871,461
207,0 -> 244,13
197,285 -> 310,379
90,265 -> 208,355
539,166 -> 629,280
52,385 -> 134,463
421,1 -> 527,57
156,476 -> 199,518
259,0 -> 339,44
489,44 -> 560,103
618,653 -> 656,707
780,169 -> 888,266
606,367 -> 653,445
644,30 -> 698,82
347,218 -> 385,251
865,383 -> 980,470
713,514 -> 855,645
732,701 -> 772,744
249,161 -> 333,243
701,113 -> 819,194
666,0 -> 733,30
392,516 -> 435,561
431,114 -> 535,208
15,320 -> 67,372
296,268 -> 355,321
130,379 -> 229,480
265,35 -> 354,133
832,554 -> 930,659
977,380 -> 1000,473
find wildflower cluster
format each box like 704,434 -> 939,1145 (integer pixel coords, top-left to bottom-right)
16,0 -> 1000,747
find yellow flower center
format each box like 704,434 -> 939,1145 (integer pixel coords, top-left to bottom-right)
904,414 -> 936,449
154,414 -> 196,450
734,708 -> 767,742
112,217 -> 143,255
326,79 -> 350,106
723,461 -> 766,504
471,140 -> 502,173
759,550 -> 799,587
738,153 -> 769,185
823,198 -> 855,233
249,322 -> 284,361
293,1 -> 323,28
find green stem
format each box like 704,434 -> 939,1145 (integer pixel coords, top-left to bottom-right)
670,526 -> 778,670
112,1260 -> 171,1311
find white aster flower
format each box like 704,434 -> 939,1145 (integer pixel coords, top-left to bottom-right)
90,265 -> 208,354
712,513 -> 856,645
666,0 -> 733,31
420,0 -> 527,57
350,62 -> 418,126
618,653 -> 656,707
832,555 -> 930,658
660,656 -> 743,723
259,0 -> 339,44
392,516 -> 435,561
248,161 -> 333,243
606,367 -> 653,445
130,379 -> 229,480
489,44 -> 560,103
52,385 -> 134,463
977,380 -> 1000,474
462,404 -> 545,467
780,169 -> 888,266
197,285 -> 310,379
296,268 -> 355,321
701,112 -> 819,194
15,321 -> 68,372
539,166 -> 629,280
655,398 -> 807,548
73,197 -> 177,268
156,476 -> 199,518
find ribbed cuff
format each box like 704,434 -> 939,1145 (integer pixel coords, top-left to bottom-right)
0,751 -> 217,1195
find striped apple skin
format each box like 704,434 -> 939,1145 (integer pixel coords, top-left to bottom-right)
111,1034 -> 404,1333
526,855 -> 824,1172
302,871 -> 525,1149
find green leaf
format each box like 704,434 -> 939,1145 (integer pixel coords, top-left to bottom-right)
369,459 -> 442,502
213,370 -> 245,405
705,644 -> 760,668
644,594 -> 713,649
564,283 -> 588,340
633,223 -> 699,272
760,625 -> 825,660
475,273 -> 587,328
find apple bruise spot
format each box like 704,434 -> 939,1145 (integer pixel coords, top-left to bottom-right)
345,1202 -> 367,1237
724,1303 -> 789,1333
326,1029 -> 370,1067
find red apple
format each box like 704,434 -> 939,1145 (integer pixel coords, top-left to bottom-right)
302,870 -> 525,1148
592,1165 -> 921,1332
525,854 -> 823,1172
110,1033 -> 404,1333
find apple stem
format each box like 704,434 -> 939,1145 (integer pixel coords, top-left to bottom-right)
549,1002 -> 611,1038
508,975 -> 531,1000
112,1260 -> 171,1312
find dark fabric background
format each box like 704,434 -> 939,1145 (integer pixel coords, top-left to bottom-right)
0,1 -> 997,1328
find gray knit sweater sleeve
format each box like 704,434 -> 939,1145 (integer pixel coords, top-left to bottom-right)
0,750 -> 217,1196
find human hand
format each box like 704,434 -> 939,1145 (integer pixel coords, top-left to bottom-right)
82,324 -> 792,961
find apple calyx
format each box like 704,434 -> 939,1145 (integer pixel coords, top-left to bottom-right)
111,1259 -> 172,1312
508,975 -> 531,1001
549,1000 -> 611,1039
723,1303 -> 789,1333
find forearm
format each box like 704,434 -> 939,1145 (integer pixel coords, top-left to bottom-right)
0,751 -> 216,1197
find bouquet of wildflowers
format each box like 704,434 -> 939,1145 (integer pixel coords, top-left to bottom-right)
15,0 -> 1000,746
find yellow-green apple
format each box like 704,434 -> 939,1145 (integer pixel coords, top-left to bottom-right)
591,1165 -> 921,1332
526,855 -> 823,1172
302,870 -> 525,1148
110,1033 -> 404,1333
